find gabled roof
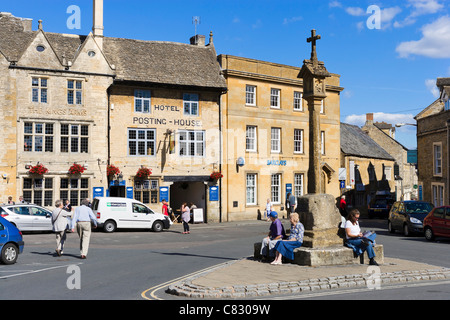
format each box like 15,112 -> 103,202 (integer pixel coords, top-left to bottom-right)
0,13 -> 226,90
414,99 -> 444,120
341,123 -> 395,161
103,37 -> 226,89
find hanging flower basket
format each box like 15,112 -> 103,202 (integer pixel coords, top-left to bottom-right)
107,164 -> 121,178
68,163 -> 85,175
210,171 -> 223,180
28,164 -> 49,176
136,167 -> 152,179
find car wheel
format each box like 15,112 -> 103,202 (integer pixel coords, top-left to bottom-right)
388,221 -> 395,233
424,227 -> 435,241
103,220 -> 117,233
1,243 -> 18,265
152,221 -> 164,232
403,224 -> 410,237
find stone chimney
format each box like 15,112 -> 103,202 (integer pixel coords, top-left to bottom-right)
190,34 -> 206,46
93,0 -> 104,49
366,113 -> 374,126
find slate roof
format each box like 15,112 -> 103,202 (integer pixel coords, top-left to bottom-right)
0,13 -> 226,90
341,123 -> 395,161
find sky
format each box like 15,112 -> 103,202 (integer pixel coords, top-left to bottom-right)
2,0 -> 450,150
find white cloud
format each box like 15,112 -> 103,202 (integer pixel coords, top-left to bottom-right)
425,79 -> 440,98
346,7 -> 366,16
283,16 -> 303,25
396,16 -> 450,58
409,0 -> 444,16
344,112 -> 416,128
343,6 -> 402,29
395,0 -> 444,27
329,1 -> 342,8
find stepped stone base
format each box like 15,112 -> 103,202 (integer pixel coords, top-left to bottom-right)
254,242 -> 384,267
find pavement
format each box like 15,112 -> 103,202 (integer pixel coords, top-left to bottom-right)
165,221 -> 450,299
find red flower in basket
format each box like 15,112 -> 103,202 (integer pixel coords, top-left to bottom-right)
68,163 -> 85,175
28,164 -> 49,175
136,167 -> 152,179
210,171 -> 223,180
107,164 -> 121,177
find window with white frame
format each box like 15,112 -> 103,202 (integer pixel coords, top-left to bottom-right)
271,174 -> 281,204
61,124 -> 89,153
320,99 -> 325,114
183,93 -> 199,116
294,173 -> 304,197
134,90 -> 151,113
246,173 -> 257,205
246,126 -> 257,152
128,128 -> 156,156
32,77 -> 48,103
384,166 -> 392,181
294,91 -> 302,111
271,128 -> 281,153
24,122 -> 54,153
23,177 -> 53,207
179,130 -> 205,157
434,143 -> 442,176
432,184 -> 445,207
67,80 -> 83,105
294,129 -> 303,153
270,88 -> 280,108
60,178 -> 89,207
246,85 -> 256,106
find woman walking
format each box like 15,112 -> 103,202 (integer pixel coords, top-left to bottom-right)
181,202 -> 191,234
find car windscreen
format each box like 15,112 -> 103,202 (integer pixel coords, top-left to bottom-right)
405,202 -> 433,214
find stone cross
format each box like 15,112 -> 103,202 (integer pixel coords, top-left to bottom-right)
307,29 -> 321,62
299,29 -> 331,194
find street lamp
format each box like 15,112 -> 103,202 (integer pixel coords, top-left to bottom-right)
395,123 -> 417,127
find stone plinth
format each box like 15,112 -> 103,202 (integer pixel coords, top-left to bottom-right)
297,194 -> 342,248
254,243 -> 384,267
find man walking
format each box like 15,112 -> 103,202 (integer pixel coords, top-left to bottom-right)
71,199 -> 97,259
51,200 -> 71,256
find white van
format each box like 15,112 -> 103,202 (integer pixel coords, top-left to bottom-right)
92,197 -> 171,233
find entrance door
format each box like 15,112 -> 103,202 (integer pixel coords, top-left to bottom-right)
169,182 -> 206,222
110,186 -> 126,198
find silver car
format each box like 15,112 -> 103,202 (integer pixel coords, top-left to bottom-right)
0,204 -> 54,232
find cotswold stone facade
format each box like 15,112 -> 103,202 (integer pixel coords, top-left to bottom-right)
218,55 -> 343,221
0,12 -> 114,207
416,97 -> 449,206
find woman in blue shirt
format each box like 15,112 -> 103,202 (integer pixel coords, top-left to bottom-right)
271,213 -> 304,265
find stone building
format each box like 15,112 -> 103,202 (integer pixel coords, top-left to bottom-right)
0,2 -> 226,223
0,11 -> 114,207
218,55 -> 343,221
362,113 -> 418,201
340,123 -> 395,213
415,81 -> 449,206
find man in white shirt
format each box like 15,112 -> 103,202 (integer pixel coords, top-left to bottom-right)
71,199 -> 97,259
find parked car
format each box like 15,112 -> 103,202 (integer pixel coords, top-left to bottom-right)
0,204 -> 54,232
423,206 -> 450,241
368,197 -> 394,219
388,200 -> 434,236
0,216 -> 24,265
92,197 -> 171,233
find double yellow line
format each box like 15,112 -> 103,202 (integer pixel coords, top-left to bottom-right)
141,260 -> 235,300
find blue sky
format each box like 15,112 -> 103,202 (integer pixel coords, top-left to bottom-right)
3,0 -> 450,149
